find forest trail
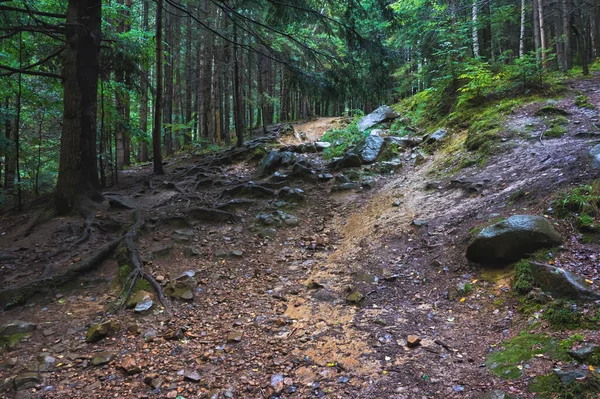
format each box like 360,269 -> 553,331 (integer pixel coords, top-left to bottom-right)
2,75 -> 600,399
280,117 -> 341,145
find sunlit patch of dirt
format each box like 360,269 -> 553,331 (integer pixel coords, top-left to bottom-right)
279,117 -> 342,145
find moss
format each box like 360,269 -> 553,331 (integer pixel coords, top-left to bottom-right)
545,124 -> 568,138
535,105 -> 570,116
0,332 -> 31,349
486,333 -> 583,380
513,260 -> 534,294
544,300 -> 584,330
531,372 -> 600,398
485,332 -> 555,379
574,95 -> 595,109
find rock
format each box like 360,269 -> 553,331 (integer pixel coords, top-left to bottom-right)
529,262 -> 600,301
106,195 -> 136,209
182,371 -> 200,383
466,215 -> 562,264
255,150 -> 282,177
392,199 -> 402,207
36,354 -> 56,372
568,343 -> 598,362
315,141 -> 331,151
407,335 -> 421,348
354,135 -> 386,164
318,173 -> 334,181
291,162 -> 313,177
0,320 -> 36,337
86,320 -> 120,343
329,153 -> 362,169
270,374 -> 284,394
13,373 -> 40,390
553,367 -> 588,385
412,219 -> 428,227
414,151 -> 427,165
0,357 -> 17,370
590,144 -> 600,168
206,389 -> 220,399
135,298 -> 154,313
126,290 -> 154,309
126,323 -> 141,335
165,273 -> 197,301
91,352 -> 115,366
361,178 -> 377,189
426,128 -> 447,144
119,356 -> 141,375
230,249 -> 244,258
150,243 -> 173,259
346,290 -> 364,304
279,187 -> 306,203
357,106 -> 400,132
385,136 -> 421,149
227,331 -> 243,342
331,182 -> 360,192
473,390 -> 515,399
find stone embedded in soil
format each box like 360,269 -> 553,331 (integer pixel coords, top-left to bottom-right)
414,151 -> 427,166
85,320 -> 120,343
346,290 -> 364,304
328,153 -> 362,169
91,352 -> 115,366
554,367 -> 588,385
357,105 -> 400,132
106,195 -> 136,209
119,356 -> 141,375
568,343 -> 598,362
227,331 -> 243,342
426,128 -> 448,144
406,335 -> 422,348
36,354 -> 56,372
13,372 -> 40,390
125,290 -> 154,309
473,390 -> 515,399
466,215 -> 562,264
206,389 -> 221,399
354,135 -> 386,164
412,219 -> 428,227
270,374 -> 284,394
184,370 -> 201,382
0,357 -> 17,370
0,320 -> 36,337
529,262 -> 600,301
332,182 -> 360,192
230,249 -> 244,257
590,144 -> 600,168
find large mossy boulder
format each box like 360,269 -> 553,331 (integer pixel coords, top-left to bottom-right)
467,215 -> 562,264
357,106 -> 400,132
255,150 -> 282,177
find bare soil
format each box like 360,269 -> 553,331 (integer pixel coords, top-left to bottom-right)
1,75 -> 600,399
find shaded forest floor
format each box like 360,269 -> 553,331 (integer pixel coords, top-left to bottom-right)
1,75 -> 600,399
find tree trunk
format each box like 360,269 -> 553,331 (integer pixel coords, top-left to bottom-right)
233,23 -> 244,146
138,0 -> 149,162
538,0 -> 547,66
472,0 -> 480,58
519,0 -> 526,57
56,0 -> 102,214
153,0 -> 165,175
184,8 -> 193,146
533,0 -> 542,62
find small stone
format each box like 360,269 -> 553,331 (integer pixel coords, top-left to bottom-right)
135,298 -> 154,313
346,290 -> 364,304
127,323 -> 141,335
338,376 -> 350,383
206,389 -> 220,399
554,367 -> 588,385
184,371 -> 201,382
13,372 -> 40,390
85,320 -> 120,343
0,320 -> 36,337
0,357 -> 17,370
230,250 -> 244,257
37,354 -> 56,372
270,374 -> 284,394
227,331 -> 243,342
392,200 -> 402,207
407,335 -> 421,348
126,290 -> 154,309
412,219 -> 428,227
120,356 -> 141,375
91,352 -> 115,366
568,343 -> 598,362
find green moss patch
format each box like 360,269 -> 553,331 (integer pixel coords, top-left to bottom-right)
513,260 -> 534,294
531,372 -> 600,398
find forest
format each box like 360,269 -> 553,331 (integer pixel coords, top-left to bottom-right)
2,0 -> 600,398
0,0 -> 598,210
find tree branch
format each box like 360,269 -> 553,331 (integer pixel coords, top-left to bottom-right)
0,5 -> 65,18
0,64 -> 62,79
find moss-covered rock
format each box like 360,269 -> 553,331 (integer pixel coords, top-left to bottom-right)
86,320 -> 120,343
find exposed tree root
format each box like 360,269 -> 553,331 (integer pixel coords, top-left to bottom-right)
116,210 -> 170,313
0,238 -> 121,309
186,207 -> 240,223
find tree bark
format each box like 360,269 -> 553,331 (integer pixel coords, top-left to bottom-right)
138,0 -> 150,162
56,0 -> 102,214
153,0 -> 165,174
519,0 -> 526,57
472,0 -> 480,58
233,23 -> 244,146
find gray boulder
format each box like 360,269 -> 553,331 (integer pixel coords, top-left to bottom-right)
589,144 -> 600,168
530,262 -> 600,301
385,136 -> 421,149
357,106 -> 400,132
328,153 -> 362,169
354,135 -> 386,164
467,215 -> 562,264
426,128 -> 447,144
255,150 -> 282,177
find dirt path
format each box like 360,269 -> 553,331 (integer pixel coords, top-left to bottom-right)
278,117 -> 342,145
2,76 -> 600,399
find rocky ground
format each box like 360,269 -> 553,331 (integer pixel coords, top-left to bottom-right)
1,75 -> 600,399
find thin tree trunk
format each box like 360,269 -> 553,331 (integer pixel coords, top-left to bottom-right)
472,0 -> 480,57
538,0 -> 547,66
153,0 -> 165,174
233,23 -> 244,146
15,32 -> 22,211
519,0 -> 526,57
533,0 -> 542,62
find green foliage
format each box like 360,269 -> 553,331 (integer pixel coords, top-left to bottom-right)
531,372 -> 600,398
513,260 -> 534,294
574,95 -> 595,109
553,182 -> 600,231
485,332 -> 555,379
321,113 -> 367,159
543,300 -> 585,330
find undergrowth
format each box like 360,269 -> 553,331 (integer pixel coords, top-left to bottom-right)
321,112 -> 368,159
552,181 -> 600,231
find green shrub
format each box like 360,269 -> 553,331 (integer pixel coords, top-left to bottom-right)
553,182 -> 600,229
574,95 -> 595,109
513,260 -> 534,294
321,113 -> 367,159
